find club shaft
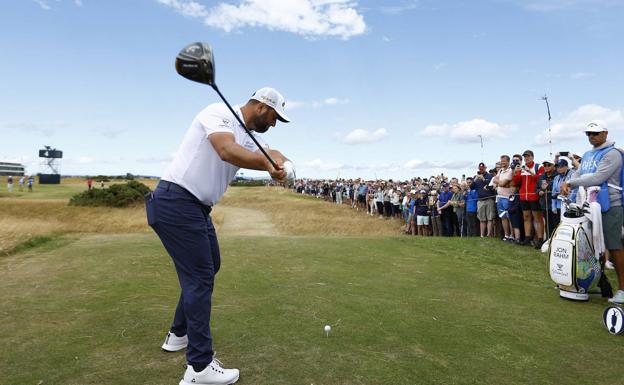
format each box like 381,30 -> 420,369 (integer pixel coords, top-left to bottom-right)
211,85 -> 278,169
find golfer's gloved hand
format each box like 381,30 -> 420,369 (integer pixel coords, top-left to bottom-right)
267,160 -> 287,182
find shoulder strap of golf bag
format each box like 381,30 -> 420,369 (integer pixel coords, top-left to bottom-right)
580,145 -> 623,212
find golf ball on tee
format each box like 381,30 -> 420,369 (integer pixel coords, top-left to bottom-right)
324,325 -> 331,333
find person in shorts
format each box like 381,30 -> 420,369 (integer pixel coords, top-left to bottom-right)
512,150 -> 544,247
415,190 -> 430,236
492,155 -> 514,241
473,163 -> 496,237
562,122 -> 624,304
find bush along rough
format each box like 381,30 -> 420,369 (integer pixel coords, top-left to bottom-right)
69,181 -> 151,207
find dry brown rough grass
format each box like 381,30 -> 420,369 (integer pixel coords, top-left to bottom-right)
1,184 -> 401,254
219,186 -> 400,237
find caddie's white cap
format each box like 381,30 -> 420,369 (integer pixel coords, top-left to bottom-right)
584,121 -> 607,132
251,87 -> 291,123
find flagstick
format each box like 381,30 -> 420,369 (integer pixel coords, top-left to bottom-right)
541,94 -> 553,239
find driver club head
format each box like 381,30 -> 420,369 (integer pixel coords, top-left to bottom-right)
175,42 -> 215,86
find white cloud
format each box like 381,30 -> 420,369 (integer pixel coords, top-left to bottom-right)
323,97 -> 348,105
571,72 -> 595,80
301,159 -> 344,171
419,119 -> 507,142
505,0 -> 622,12
404,159 -> 425,169
404,159 -> 473,170
136,153 -> 176,165
285,97 -> 349,110
433,62 -> 447,71
0,120 -> 68,137
534,104 -> 624,145
158,0 -> 366,39
378,1 -> 420,14
96,126 -> 125,139
284,100 -> 306,110
32,0 -> 84,10
342,128 -> 388,144
1,121 -> 125,139
32,0 -> 51,10
419,123 -> 449,137
78,156 -> 95,164
440,160 -> 474,169
158,0 -> 209,16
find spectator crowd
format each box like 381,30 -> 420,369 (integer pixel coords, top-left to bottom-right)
293,149 -> 582,250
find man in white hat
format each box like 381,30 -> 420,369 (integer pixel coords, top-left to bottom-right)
148,87 -> 291,385
561,122 -> 624,304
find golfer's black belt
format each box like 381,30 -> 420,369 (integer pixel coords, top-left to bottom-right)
157,180 -> 212,215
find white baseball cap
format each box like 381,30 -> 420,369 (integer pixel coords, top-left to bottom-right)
251,87 -> 291,123
585,121 -> 607,133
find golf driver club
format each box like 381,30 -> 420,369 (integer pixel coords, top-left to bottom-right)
175,41 -> 278,169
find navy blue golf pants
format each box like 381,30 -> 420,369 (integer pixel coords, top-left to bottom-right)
146,181 -> 220,367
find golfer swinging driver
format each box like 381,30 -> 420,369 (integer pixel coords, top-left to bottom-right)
146,42 -> 291,385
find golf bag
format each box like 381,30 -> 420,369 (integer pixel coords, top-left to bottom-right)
548,195 -> 604,301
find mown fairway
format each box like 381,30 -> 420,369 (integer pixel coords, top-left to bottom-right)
1,183 -> 623,385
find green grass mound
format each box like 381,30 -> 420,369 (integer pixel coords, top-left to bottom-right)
69,181 -> 151,207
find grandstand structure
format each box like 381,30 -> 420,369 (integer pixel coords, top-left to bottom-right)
0,161 -> 25,177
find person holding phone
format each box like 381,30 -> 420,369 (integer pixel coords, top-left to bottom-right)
512,150 -> 545,248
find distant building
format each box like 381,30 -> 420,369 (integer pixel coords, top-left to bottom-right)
0,161 -> 25,176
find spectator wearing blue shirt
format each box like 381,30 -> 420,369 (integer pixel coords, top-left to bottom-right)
473,162 -> 496,237
357,182 -> 368,211
437,183 -> 454,236
407,191 -> 416,235
551,158 -> 573,219
464,177 -> 479,236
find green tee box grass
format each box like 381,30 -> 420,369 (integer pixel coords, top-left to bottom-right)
1,233 -> 623,385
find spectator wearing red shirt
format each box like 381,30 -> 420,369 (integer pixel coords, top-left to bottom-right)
512,150 -> 545,247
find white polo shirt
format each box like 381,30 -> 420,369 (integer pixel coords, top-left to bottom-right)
162,102 -> 267,206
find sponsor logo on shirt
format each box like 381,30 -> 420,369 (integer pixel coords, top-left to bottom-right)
243,140 -> 257,151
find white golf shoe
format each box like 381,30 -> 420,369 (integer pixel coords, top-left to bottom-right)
608,290 -> 624,305
179,358 -> 239,385
161,331 -> 188,352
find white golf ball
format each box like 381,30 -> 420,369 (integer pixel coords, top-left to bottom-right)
324,325 -> 331,333
282,161 -> 296,181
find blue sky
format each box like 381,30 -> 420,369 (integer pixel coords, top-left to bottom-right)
1,0 -> 623,179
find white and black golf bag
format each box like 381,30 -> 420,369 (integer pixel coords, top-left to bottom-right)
547,194 -> 605,301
